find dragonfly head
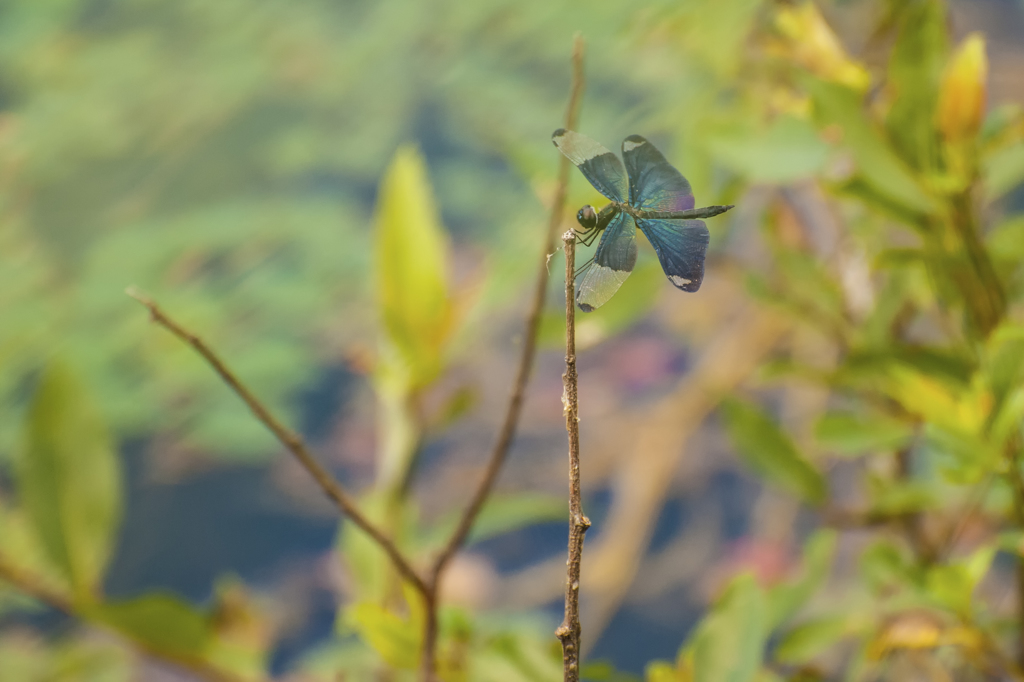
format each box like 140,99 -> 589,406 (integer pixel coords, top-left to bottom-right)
576,205 -> 597,230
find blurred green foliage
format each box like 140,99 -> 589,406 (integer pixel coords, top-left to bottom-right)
0,0 -> 747,460
2,0 -> 1024,680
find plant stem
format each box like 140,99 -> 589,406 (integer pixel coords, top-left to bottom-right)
555,229 -> 590,682
0,555 -> 257,682
126,287 -> 427,595
948,191 -> 1005,338
418,34 -> 586,682
1004,440 -> 1024,669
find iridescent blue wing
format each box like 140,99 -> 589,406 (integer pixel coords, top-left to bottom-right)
577,212 -> 637,312
621,135 -> 695,212
636,218 -> 709,292
552,129 -> 627,203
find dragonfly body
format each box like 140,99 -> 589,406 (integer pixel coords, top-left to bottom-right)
614,201 -> 734,222
552,128 -> 734,311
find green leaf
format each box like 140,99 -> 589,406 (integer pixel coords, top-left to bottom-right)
983,321 -> 1024,404
423,493 -> 565,550
924,424 -> 1000,485
883,0 -> 947,172
15,362 -> 123,598
374,145 -> 455,392
925,545 -> 995,616
692,574 -> 768,682
92,594 -> 211,659
807,79 -> 937,217
645,661 -> 681,682
999,531 -> 1024,556
923,545 -> 995,615
774,615 -> 849,664
987,215 -> 1024,261
837,177 -> 930,229
964,544 -> 996,587
350,601 -> 420,670
338,494 -> 394,604
814,411 -> 915,456
984,142 -> 1024,199
0,499 -> 68,591
868,480 -> 938,516
467,494 -> 565,543
583,660 -> 642,681
721,398 -> 827,505
767,530 -> 837,628
707,116 -> 829,183
860,540 -> 918,592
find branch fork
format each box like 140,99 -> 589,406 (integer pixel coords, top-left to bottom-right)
118,35 -> 587,682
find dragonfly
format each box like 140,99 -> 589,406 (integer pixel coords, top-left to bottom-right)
552,129 -> 734,312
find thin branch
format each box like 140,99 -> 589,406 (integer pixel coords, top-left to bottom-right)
417,34 -> 586,682
429,33 -> 586,580
0,555 -> 256,682
822,506 -> 911,529
126,287 -> 427,595
1003,438 -> 1024,669
555,229 -> 590,682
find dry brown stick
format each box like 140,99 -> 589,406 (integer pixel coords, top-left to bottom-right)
555,230 -> 590,682
0,555 -> 258,682
417,34 -> 586,682
126,287 -> 427,595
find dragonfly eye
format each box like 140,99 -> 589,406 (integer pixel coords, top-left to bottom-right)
576,205 -> 597,230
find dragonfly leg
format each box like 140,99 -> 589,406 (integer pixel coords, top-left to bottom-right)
573,255 -> 595,279
575,227 -> 600,247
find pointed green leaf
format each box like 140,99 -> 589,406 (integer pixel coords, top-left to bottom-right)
860,540 -> 918,592
92,594 -> 211,659
884,0 -> 947,172
349,602 -> 420,670
984,142 -> 1024,199
422,493 -> 565,550
814,411 -> 914,456
15,362 -> 122,598
767,530 -> 837,628
774,615 -> 849,664
964,544 -> 996,588
692,574 -> 768,682
807,79 -> 937,216
645,661 -> 681,682
338,494 -> 393,604
987,215 -> 1024,261
721,398 -> 827,505
374,145 -> 454,391
868,480 -> 938,516
925,547 -> 993,617
924,424 -> 1000,485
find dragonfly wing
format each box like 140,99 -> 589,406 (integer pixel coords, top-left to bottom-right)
552,129 -> 628,202
621,135 -> 695,212
636,218 -> 709,292
577,212 -> 637,312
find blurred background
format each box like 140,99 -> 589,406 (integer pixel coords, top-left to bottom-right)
2,0 -> 1024,680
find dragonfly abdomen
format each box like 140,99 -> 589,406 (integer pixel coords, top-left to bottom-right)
614,202 -> 735,221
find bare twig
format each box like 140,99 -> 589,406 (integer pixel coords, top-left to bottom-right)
0,555 -> 258,682
126,287 -> 427,595
555,229 -> 590,682
429,34 -> 586,579
1002,439 -> 1024,669
418,34 -> 586,681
